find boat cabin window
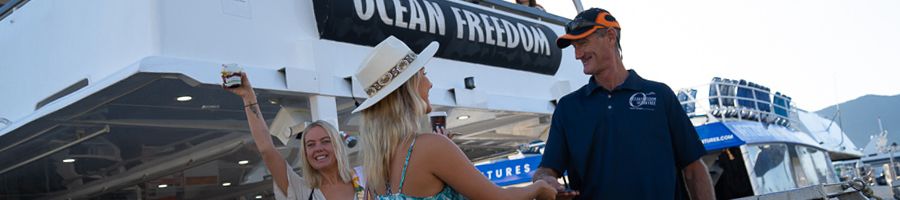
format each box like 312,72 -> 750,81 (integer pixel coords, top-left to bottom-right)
713,147 -> 754,199
793,145 -> 837,187
744,143 -> 839,195
745,144 -> 796,193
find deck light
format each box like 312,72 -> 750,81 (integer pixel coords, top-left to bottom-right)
176,96 -> 193,102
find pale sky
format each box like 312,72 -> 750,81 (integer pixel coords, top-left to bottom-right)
515,0 -> 900,111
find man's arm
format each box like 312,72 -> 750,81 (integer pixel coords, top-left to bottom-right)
662,85 -> 715,200
683,159 -> 715,200
534,97 -> 579,199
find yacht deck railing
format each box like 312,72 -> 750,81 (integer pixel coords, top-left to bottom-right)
678,78 -> 794,127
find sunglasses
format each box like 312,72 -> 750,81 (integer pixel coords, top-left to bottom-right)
565,19 -> 608,36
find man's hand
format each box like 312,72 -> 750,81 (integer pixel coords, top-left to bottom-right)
533,167 -> 579,199
531,179 -> 558,200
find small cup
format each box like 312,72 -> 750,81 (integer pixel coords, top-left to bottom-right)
221,63 -> 243,88
428,112 -> 447,133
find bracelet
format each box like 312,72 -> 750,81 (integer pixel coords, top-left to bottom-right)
244,102 -> 258,108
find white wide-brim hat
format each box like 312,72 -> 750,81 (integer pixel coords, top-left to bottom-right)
351,36 -> 439,113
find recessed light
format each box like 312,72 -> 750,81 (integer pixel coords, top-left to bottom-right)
62,158 -> 76,163
255,195 -> 263,199
176,96 -> 193,102
158,184 -> 168,188
222,182 -> 232,187
457,115 -> 470,120
238,160 -> 249,165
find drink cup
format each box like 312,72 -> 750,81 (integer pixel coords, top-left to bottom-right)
221,63 -> 243,88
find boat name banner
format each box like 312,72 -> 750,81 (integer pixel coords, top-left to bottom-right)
696,122 -> 745,151
474,154 -> 542,186
312,0 -> 562,75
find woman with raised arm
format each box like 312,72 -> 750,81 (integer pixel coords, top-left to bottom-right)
352,36 -> 557,200
227,73 -> 360,200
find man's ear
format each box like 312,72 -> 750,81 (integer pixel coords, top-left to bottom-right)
605,28 -> 618,47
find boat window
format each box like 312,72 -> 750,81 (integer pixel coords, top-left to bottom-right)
746,144 -> 796,193
793,145 -> 837,187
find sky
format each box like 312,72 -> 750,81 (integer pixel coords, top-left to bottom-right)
512,0 -> 900,111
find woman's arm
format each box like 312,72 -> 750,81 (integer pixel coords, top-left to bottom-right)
226,72 -> 290,195
418,134 -> 556,200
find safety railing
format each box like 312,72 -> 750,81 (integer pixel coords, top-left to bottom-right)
678,78 -> 794,127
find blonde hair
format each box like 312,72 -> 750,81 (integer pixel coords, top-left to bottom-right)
298,120 -> 354,188
360,73 -> 429,191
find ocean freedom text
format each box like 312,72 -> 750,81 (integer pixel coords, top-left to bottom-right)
352,0 -> 552,56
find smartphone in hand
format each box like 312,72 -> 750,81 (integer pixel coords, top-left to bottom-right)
428,112 -> 447,133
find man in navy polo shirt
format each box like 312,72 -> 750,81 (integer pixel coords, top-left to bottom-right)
532,8 -> 715,199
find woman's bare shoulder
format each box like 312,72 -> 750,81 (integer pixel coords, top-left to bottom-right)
415,134 -> 456,149
413,134 -> 466,160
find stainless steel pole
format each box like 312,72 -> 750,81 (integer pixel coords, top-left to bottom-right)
572,0 -> 584,13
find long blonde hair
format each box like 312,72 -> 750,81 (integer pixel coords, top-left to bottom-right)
360,73 -> 429,191
298,120 -> 354,188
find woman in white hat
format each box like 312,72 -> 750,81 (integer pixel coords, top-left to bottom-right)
227,74 -> 361,199
354,36 -> 557,199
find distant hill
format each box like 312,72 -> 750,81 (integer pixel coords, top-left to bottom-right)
816,94 -> 900,148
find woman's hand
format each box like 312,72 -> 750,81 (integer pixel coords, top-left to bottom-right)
224,72 -> 255,99
433,127 -> 455,139
532,179 -> 558,200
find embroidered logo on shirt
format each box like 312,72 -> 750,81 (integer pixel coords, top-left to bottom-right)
628,92 -> 657,111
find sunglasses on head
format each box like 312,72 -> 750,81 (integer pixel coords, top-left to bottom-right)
565,19 -> 608,35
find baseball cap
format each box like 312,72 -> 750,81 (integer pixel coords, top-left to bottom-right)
556,8 -> 621,48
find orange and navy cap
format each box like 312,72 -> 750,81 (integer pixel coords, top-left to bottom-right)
557,8 -> 621,48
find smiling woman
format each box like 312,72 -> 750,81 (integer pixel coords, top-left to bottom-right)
226,73 -> 361,200
297,121 -> 356,191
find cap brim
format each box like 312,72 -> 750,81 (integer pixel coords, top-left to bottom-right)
352,41 -> 440,113
556,26 -> 602,48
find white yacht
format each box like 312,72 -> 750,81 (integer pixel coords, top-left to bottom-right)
677,77 -> 865,199
0,0 -> 870,199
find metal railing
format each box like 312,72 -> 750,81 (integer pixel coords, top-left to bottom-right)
678,81 -> 794,127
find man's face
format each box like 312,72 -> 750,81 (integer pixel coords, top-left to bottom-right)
572,30 -> 614,75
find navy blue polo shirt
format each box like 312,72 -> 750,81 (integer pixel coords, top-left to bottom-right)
540,70 -> 706,199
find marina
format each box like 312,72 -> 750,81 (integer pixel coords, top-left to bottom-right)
0,0 -> 895,199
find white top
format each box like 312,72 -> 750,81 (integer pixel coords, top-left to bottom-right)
274,163 -> 326,200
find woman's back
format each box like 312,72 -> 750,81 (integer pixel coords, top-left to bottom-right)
376,134 -> 465,199
374,133 -> 556,200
